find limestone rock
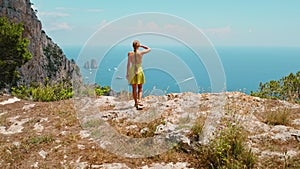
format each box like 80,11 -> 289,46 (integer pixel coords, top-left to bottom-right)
0,0 -> 82,87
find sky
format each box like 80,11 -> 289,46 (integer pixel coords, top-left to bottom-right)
31,0 -> 300,48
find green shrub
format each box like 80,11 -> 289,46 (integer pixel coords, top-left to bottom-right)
0,17 -> 32,88
251,71 -> 300,103
11,85 -> 30,99
31,84 -> 56,102
200,117 -> 256,168
94,85 -> 111,96
11,81 -> 111,101
74,84 -> 111,97
11,79 -> 74,102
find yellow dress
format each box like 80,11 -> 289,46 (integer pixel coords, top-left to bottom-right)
128,53 -> 145,85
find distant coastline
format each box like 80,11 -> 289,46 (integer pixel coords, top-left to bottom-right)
63,46 -> 300,94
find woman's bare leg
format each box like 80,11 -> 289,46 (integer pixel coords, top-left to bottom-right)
138,84 -> 143,102
132,84 -> 138,106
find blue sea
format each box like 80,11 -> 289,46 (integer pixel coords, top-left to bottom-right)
63,46 -> 300,95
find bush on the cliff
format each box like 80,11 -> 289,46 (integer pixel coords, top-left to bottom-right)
11,78 -> 73,102
76,84 -> 111,97
199,116 -> 256,168
0,17 -> 32,89
12,81 -> 111,101
251,71 -> 300,103
94,85 -> 111,96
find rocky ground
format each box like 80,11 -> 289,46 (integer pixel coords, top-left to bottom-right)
1,92 -> 300,168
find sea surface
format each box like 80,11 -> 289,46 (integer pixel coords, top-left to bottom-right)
63,46 -> 300,95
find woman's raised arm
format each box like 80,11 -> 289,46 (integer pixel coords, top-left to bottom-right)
139,45 -> 151,55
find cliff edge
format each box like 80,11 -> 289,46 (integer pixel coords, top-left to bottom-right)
1,92 -> 300,168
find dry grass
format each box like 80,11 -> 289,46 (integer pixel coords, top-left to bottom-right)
260,153 -> 300,169
264,108 -> 291,125
0,97 -> 201,168
189,115 -> 207,141
254,100 -> 293,126
107,118 -> 163,138
1,93 -> 300,168
116,91 -> 132,102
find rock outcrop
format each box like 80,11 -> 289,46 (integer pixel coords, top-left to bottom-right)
0,0 -> 81,86
1,92 -> 300,168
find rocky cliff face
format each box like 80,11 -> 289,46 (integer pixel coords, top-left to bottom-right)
0,0 -> 81,86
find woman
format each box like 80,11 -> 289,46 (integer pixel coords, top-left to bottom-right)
126,40 -> 151,109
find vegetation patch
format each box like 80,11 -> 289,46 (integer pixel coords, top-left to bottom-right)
107,118 -> 164,138
28,135 -> 55,145
263,108 -> 291,126
0,17 -> 32,89
261,153 -> 300,169
189,115 -> 206,141
254,100 -> 292,126
196,115 -> 256,168
94,85 -> 111,96
82,119 -> 102,129
251,71 -> 300,103
11,79 -> 73,102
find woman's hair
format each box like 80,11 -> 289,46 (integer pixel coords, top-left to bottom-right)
132,40 -> 140,52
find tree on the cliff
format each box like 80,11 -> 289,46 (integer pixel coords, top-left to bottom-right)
251,71 -> 300,103
0,17 -> 32,89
